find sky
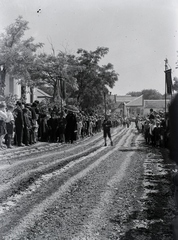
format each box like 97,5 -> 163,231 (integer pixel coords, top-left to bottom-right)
0,0 -> 178,95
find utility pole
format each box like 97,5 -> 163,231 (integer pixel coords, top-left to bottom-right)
104,91 -> 107,118
56,76 -> 60,102
164,58 -> 168,117
60,77 -> 65,112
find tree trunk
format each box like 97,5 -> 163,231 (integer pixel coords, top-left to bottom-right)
0,66 -> 6,96
21,85 -> 27,103
53,81 -> 57,102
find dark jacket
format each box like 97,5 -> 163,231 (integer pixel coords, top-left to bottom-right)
102,119 -> 112,131
13,106 -> 24,127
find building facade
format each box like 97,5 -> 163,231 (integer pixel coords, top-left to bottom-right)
109,94 -> 144,117
109,94 -> 169,118
4,74 -> 51,103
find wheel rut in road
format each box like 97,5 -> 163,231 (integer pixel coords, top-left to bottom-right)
0,125 -> 141,240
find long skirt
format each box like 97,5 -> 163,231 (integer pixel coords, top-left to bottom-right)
0,120 -> 7,136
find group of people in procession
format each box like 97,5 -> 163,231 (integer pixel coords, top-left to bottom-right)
135,108 -> 169,148
0,99 -> 122,150
0,98 -> 171,150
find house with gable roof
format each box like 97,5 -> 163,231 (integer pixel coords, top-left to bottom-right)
126,95 -> 144,116
109,93 -> 170,118
4,74 -> 52,103
109,94 -> 144,117
143,99 -> 170,116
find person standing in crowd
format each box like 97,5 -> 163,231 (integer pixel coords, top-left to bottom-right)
96,116 -> 102,132
57,111 -> 66,143
136,116 -> 142,133
22,108 -> 31,146
149,108 -> 155,120
5,104 -> 14,148
149,119 -> 156,146
25,104 -> 33,144
13,101 -> 24,147
31,102 -> 38,144
88,116 -> 93,136
143,118 -> 150,145
102,114 -> 113,146
47,112 -> 58,143
169,93 -> 178,239
0,102 -> 7,149
122,117 -> 126,127
65,111 -> 77,144
76,114 -> 83,140
126,117 -> 130,128
135,114 -> 140,131
38,112 -> 49,142
81,116 -> 87,138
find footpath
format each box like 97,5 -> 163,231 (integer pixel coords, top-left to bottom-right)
160,147 -> 177,239
121,142 -> 176,240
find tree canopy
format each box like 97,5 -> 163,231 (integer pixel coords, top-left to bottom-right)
0,16 -> 119,113
33,52 -> 80,103
127,89 -> 163,100
173,77 -> 178,92
0,16 -> 43,95
75,47 -> 119,112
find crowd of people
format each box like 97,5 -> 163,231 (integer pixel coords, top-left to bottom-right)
0,98 -> 171,150
135,108 -> 169,148
0,100 -> 122,150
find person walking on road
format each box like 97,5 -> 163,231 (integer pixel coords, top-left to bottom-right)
102,114 -> 113,146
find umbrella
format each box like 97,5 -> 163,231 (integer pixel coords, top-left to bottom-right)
64,105 -> 79,113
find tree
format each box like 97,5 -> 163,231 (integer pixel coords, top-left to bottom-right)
33,52 -> 80,103
0,16 -> 43,96
173,77 -> 178,92
75,47 -> 119,112
126,91 -> 142,97
127,89 -> 163,100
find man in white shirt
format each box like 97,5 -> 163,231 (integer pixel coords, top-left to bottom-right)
5,104 -> 14,148
0,101 -> 7,149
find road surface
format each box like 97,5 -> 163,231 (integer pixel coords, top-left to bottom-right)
0,123 -> 175,239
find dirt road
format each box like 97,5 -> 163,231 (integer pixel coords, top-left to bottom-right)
0,123 -> 175,239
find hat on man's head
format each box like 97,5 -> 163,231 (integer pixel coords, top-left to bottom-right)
7,104 -> 14,109
16,101 -> 22,107
25,103 -> 32,109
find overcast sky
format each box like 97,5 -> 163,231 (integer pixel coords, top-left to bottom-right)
0,0 -> 178,95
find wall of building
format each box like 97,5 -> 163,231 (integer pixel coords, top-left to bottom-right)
4,75 -> 21,98
4,75 -> 51,103
143,100 -> 170,116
